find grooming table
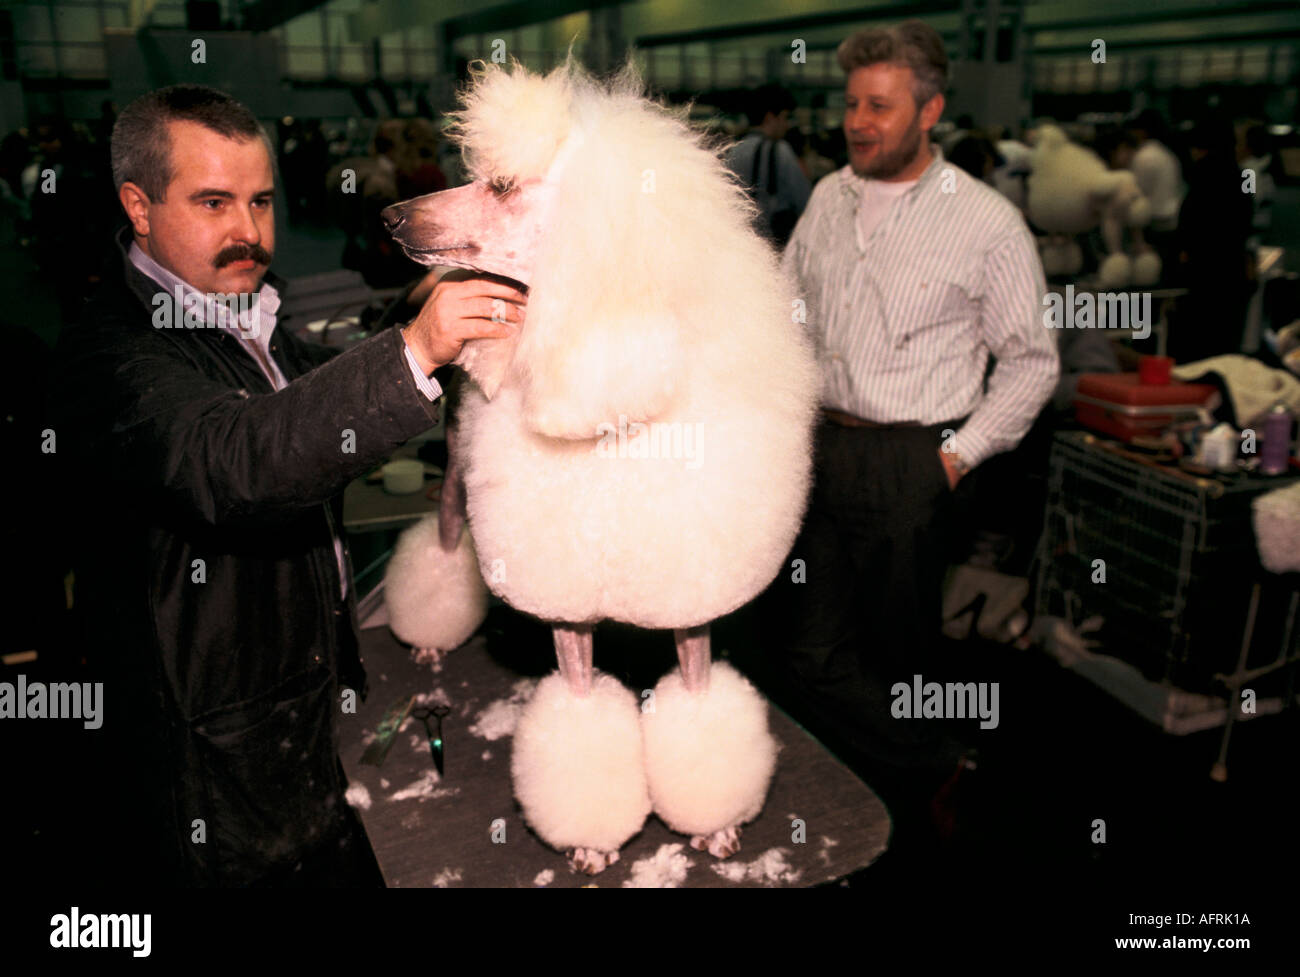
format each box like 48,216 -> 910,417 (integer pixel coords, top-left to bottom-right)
338,620 -> 890,888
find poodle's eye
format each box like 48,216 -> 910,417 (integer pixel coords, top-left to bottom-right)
489,178 -> 516,196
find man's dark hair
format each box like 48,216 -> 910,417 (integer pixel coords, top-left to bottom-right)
1093,125 -> 1135,165
1127,108 -> 1167,143
837,19 -> 949,107
948,134 -> 999,179
745,83 -> 797,128
111,84 -> 272,202
1187,113 -> 1236,160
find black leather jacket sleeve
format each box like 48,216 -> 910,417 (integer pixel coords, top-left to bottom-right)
54,317 -> 440,527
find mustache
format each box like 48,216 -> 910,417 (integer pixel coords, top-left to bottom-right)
215,243 -> 272,268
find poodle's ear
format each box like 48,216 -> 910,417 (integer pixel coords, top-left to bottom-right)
509,117 -> 695,440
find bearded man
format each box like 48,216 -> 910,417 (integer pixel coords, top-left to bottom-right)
773,21 -> 1058,824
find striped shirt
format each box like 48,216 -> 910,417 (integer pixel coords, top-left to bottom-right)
782,147 -> 1059,469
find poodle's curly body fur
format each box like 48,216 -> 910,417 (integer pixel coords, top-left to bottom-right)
450,61 -> 819,628
385,59 -> 816,869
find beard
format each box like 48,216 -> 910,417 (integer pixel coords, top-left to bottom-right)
849,115 -> 925,179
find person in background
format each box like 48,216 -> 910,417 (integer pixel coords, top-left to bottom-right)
1170,114 -> 1255,363
1124,109 -> 1184,271
0,130 -> 34,242
1240,123 -> 1276,249
947,133 -> 1002,184
773,19 -> 1058,840
23,116 -> 118,323
327,119 -> 425,288
726,83 -> 811,247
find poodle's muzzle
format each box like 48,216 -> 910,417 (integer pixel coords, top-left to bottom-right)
382,178 -> 555,287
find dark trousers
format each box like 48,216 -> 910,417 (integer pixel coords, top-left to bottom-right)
769,417 -> 967,773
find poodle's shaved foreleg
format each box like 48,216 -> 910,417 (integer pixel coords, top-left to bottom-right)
553,623 -> 593,698
438,423 -> 467,551
1100,207 -> 1124,256
673,624 -> 711,694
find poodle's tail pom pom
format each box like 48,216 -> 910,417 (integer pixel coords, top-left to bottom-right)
641,661 -> 778,838
511,671 -> 651,853
383,513 -> 489,655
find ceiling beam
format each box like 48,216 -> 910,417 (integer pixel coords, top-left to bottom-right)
346,0 -> 619,44
634,1 -> 954,48
240,0 -> 332,33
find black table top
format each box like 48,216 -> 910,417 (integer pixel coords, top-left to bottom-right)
338,619 -> 891,888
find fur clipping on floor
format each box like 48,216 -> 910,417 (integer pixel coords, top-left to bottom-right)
511,670 -> 651,853
383,512 -> 488,653
641,661 -> 777,838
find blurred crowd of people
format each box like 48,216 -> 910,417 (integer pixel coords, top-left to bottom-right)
940,108 -> 1283,363
0,88 -> 1288,365
731,92 -> 1286,367
0,105 -> 473,324
1,102 -> 122,323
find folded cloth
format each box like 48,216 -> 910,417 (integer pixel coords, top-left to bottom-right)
1172,354 -> 1300,429
1253,481 -> 1300,574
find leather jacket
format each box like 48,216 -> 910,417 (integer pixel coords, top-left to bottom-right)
49,225 -> 439,884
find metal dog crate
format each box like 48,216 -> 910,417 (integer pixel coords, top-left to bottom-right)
1035,431 -> 1299,698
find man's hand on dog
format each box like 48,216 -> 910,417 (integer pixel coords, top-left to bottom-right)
402,270 -> 526,374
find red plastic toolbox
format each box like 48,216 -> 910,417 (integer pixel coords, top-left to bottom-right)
1074,373 -> 1219,442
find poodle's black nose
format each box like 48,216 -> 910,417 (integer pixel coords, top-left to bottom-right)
381,207 -> 405,233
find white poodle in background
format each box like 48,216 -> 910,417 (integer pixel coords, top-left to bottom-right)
1027,124 -> 1160,288
381,58 -> 819,875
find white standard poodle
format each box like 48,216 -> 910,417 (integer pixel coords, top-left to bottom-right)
382,58 -> 818,875
1026,124 -> 1160,288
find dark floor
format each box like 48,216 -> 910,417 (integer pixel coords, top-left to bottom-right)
725,610 -> 1300,894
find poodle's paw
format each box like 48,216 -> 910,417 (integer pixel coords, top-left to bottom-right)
411,646 -> 445,668
567,847 -> 620,875
690,825 -> 742,859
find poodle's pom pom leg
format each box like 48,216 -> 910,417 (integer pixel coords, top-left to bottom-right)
384,513 -> 488,660
642,660 -> 778,857
511,671 -> 651,873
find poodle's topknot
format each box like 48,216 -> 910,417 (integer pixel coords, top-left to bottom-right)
446,56 -> 607,184
446,55 -> 709,187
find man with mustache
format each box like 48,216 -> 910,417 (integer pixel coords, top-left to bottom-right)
49,84 -> 521,886
775,21 -> 1058,842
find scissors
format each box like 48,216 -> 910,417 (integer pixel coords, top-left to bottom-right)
412,704 -> 451,777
